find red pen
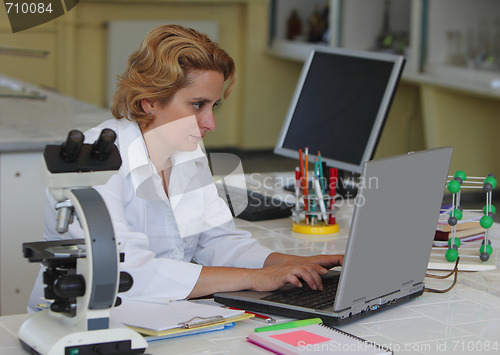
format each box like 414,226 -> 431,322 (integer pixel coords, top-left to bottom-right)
304,147 -> 309,197
299,149 -> 308,218
299,149 -> 304,183
304,147 -> 309,218
229,307 -> 276,323
329,168 -> 337,225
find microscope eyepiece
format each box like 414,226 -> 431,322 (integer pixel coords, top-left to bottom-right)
60,130 -> 84,162
91,128 -> 117,161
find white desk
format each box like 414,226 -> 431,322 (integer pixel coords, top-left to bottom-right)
1,195 -> 500,354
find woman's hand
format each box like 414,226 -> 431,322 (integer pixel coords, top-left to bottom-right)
252,253 -> 344,292
187,253 -> 343,299
249,260 -> 329,292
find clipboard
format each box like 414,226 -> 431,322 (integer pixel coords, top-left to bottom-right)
145,322 -> 237,342
178,315 -> 225,328
111,299 -> 253,337
130,313 -> 254,337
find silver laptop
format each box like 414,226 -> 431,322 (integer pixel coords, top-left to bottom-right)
214,147 -> 453,325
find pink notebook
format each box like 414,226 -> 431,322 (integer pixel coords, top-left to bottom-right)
247,323 -> 392,355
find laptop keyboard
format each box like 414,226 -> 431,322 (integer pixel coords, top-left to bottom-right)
262,274 -> 340,310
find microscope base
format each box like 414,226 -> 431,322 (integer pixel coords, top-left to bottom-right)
18,310 -> 147,355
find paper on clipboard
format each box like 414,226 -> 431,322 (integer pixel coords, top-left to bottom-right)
111,299 -> 245,333
145,322 -> 236,342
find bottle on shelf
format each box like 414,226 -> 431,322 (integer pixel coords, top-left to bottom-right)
375,0 -> 394,52
286,9 -> 302,41
307,4 -> 326,43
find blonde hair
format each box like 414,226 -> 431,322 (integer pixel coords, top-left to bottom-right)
111,24 -> 236,125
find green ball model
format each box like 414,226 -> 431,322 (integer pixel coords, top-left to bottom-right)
447,180 -> 461,194
480,215 -> 494,229
445,248 -> 459,262
483,204 -> 496,215
480,244 -> 493,256
452,208 -> 463,220
448,237 -> 461,248
454,170 -> 467,181
484,176 -> 497,189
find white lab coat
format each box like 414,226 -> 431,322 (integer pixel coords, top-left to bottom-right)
28,118 -> 273,311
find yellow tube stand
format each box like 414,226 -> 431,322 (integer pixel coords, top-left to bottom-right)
291,191 -> 339,235
292,170 -> 339,235
292,220 -> 339,235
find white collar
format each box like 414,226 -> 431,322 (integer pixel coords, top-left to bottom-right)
113,119 -> 209,201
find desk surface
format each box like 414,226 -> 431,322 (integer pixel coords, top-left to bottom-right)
1,203 -> 500,354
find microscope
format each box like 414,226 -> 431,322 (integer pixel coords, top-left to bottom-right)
18,129 -> 147,354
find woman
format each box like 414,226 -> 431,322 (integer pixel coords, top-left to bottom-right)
29,25 -> 342,310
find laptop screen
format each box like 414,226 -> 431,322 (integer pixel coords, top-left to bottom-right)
334,147 -> 453,311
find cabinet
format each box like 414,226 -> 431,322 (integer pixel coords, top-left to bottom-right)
268,0 -> 500,93
268,0 -> 500,84
0,152 -> 45,315
268,0 -> 413,65
424,0 -> 500,88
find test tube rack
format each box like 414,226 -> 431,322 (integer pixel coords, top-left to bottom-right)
291,176 -> 339,235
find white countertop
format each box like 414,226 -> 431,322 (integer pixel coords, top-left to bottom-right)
0,74 -> 113,152
1,200 -> 499,354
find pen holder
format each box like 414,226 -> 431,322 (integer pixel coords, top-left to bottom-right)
291,193 -> 339,235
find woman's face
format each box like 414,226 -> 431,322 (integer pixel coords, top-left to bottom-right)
145,69 -> 224,142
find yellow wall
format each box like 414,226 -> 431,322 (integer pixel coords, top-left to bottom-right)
376,79 -> 500,179
373,82 -> 425,160
0,11 -> 57,88
420,85 -> 500,178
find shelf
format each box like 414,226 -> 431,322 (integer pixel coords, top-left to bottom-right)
404,67 -> 500,100
266,38 -> 500,99
266,39 -> 325,62
267,0 -> 500,100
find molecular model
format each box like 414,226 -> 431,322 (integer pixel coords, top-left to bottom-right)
445,171 -> 497,262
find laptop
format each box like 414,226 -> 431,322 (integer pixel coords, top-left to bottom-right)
214,147 -> 453,325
